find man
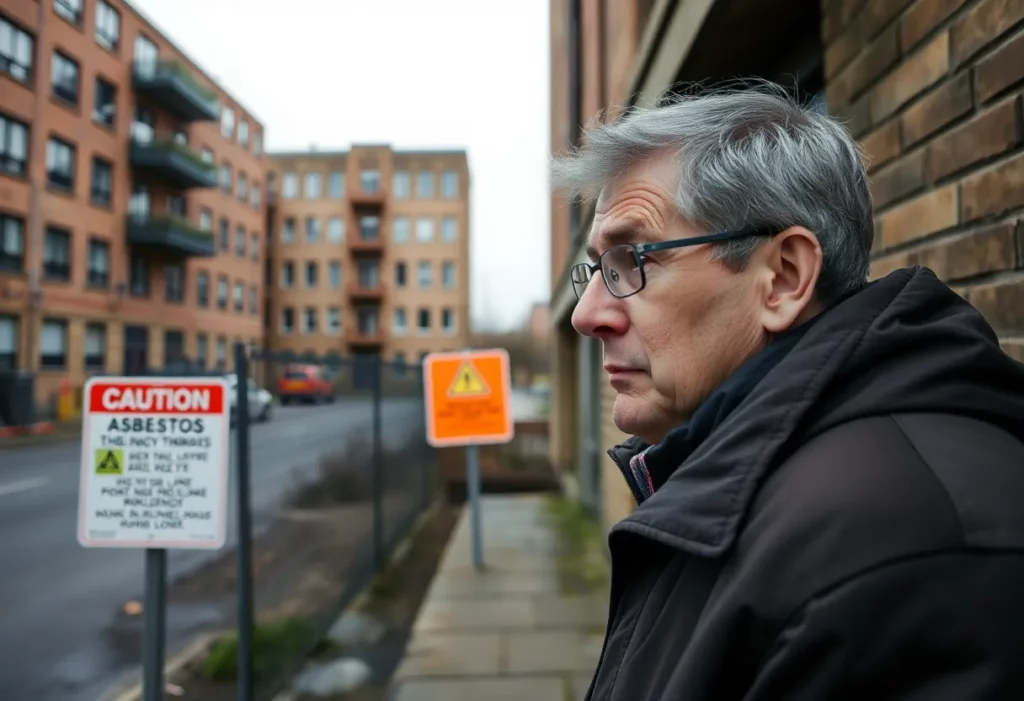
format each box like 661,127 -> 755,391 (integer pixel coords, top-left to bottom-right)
552,83 -> 1024,700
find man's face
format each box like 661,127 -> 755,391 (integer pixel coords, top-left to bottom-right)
571,154 -> 770,444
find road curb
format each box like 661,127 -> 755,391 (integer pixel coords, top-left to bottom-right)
99,632 -> 217,701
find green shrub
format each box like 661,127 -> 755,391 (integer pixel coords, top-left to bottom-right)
200,617 -> 315,681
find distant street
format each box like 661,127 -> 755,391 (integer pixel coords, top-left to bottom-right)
0,398 -> 422,701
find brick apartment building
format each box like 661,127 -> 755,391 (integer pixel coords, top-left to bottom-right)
0,0 -> 268,407
549,0 -> 1024,530
264,146 -> 471,369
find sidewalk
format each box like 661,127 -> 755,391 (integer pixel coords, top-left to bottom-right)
390,494 -> 608,701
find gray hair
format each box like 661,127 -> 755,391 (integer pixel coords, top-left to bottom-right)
550,81 -> 873,303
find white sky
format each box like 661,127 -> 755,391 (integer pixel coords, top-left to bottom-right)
131,0 -> 552,332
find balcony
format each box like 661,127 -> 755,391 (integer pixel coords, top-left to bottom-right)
348,282 -> 385,302
349,186 -> 387,207
349,237 -> 385,255
346,329 -> 385,347
126,214 -> 216,258
132,60 -> 220,122
130,139 -> 217,189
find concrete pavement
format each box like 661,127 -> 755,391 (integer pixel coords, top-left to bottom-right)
390,495 -> 608,701
0,397 -> 422,701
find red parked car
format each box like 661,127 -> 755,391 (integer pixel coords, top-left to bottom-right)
278,364 -> 335,405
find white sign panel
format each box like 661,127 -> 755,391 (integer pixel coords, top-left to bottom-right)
77,376 -> 231,550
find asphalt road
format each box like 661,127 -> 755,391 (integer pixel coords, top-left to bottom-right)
0,398 -> 424,701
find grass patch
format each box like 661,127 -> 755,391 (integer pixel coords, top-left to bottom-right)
544,495 -> 610,595
199,617 -> 316,681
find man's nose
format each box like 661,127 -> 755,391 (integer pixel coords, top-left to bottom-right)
571,277 -> 629,339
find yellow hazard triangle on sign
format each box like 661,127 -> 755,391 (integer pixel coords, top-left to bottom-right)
95,448 -> 123,475
448,361 -> 490,398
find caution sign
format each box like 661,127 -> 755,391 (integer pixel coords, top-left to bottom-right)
424,349 -> 513,447
95,448 -> 124,475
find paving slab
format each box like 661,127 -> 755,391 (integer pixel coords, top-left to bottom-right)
392,676 -> 567,701
504,630 -> 604,674
413,599 -> 536,633
395,632 -> 501,678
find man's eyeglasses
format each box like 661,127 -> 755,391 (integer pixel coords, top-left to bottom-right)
570,227 -> 777,301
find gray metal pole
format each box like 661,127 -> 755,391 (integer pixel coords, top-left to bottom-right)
372,354 -> 384,570
233,343 -> 254,701
466,444 -> 483,570
142,548 -> 166,701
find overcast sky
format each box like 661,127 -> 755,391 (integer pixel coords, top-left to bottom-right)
131,0 -> 552,332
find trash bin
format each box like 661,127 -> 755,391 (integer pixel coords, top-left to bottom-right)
0,370 -> 37,427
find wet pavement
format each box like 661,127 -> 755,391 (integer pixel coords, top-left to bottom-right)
0,397 -> 422,701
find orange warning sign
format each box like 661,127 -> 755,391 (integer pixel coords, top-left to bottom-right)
424,349 -> 514,447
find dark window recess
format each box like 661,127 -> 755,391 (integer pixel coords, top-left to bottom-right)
129,255 -> 149,296
281,307 -> 294,332
0,16 -> 33,84
0,315 -> 16,370
165,264 -> 184,303
87,239 -> 109,287
84,323 -> 105,370
197,272 -> 209,307
217,277 -> 228,310
0,113 -> 29,177
164,330 -> 184,365
43,227 -> 71,281
93,77 -> 116,127
219,218 -> 229,251
90,156 -> 112,206
0,214 -> 26,272
46,137 -> 76,192
50,50 -> 79,105
395,261 -> 407,286
40,319 -> 67,369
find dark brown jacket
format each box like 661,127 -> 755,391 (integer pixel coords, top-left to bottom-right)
588,266 -> 1024,701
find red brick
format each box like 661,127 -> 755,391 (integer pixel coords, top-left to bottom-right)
900,72 -> 974,146
970,275 -> 1024,334
860,120 -> 902,171
950,0 -> 1024,65
961,151 -> 1024,222
877,184 -> 960,248
872,222 -> 1016,281
836,92 -> 874,138
871,150 -> 927,207
830,26 -> 901,106
927,96 -> 1021,180
975,27 -> 1024,103
871,32 -> 951,122
901,0 -> 971,50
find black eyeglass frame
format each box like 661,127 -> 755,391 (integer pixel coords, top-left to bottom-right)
571,226 -> 779,301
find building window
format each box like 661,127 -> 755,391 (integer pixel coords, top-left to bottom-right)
219,217 -> 229,251
84,323 -> 105,370
196,333 -> 208,367
305,216 -> 320,243
360,169 -> 380,194
359,216 -> 380,241
253,131 -> 262,156
441,307 -> 455,334
442,261 -> 456,288
358,259 -> 379,287
327,307 -> 341,335
0,315 -> 17,370
415,217 -> 434,243
282,172 -> 298,199
304,172 -> 321,199
201,147 -> 213,163
197,271 -> 209,307
164,330 -> 184,365
0,113 -> 29,177
328,171 -> 344,198
327,216 -> 344,243
394,261 -> 407,287
251,182 -> 261,209
219,162 -> 231,192
417,261 -> 432,288
165,264 -> 184,302
94,1 -> 120,51
130,104 -> 154,143
43,227 -> 70,281
233,281 -> 243,312
215,336 -> 226,369
281,307 -> 294,334
416,171 -> 434,198
90,156 -> 112,207
393,217 -> 409,243
129,254 -> 148,296
303,307 -> 317,334
282,217 -> 296,243
238,119 -> 249,147
87,238 -> 109,288
199,208 -> 212,232
305,261 -> 317,288
393,171 -> 410,199
417,307 -> 431,334
54,0 -> 83,26
50,50 -> 79,105
235,224 -> 246,256
281,261 -> 294,289
249,286 -> 258,314
237,172 -> 247,201
221,105 -> 235,139
167,193 -> 185,218
0,16 -> 33,84
251,233 -> 259,260
46,136 -> 76,192
441,170 -> 458,198
0,214 -> 25,272
393,307 -> 407,335
128,183 -> 149,219
40,319 -> 67,368
329,261 -> 341,288
93,77 -> 116,127
441,216 -> 458,242
217,276 -> 228,309
357,307 -> 378,334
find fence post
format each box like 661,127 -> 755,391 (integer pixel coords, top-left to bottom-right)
233,343 -> 255,701
371,354 -> 384,570
420,366 -> 431,511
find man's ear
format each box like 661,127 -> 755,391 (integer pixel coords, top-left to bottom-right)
758,226 -> 822,333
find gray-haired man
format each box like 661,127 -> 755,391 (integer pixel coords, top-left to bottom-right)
554,84 -> 1024,700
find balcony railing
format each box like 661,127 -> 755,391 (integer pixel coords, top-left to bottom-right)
349,237 -> 385,255
349,186 -> 387,207
130,138 -> 217,189
348,282 -> 385,302
132,60 -> 220,122
346,328 -> 385,347
126,214 -> 216,258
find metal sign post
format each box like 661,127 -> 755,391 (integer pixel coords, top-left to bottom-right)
234,343 -> 255,701
142,548 -> 167,701
422,348 -> 514,572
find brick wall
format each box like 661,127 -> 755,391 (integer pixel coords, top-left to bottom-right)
823,0 -> 1024,360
